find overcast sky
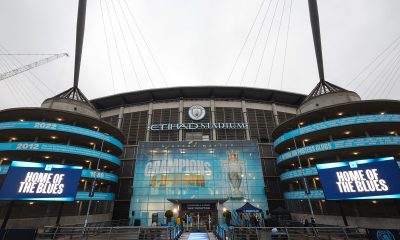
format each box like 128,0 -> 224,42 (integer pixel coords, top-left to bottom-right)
1,0 -> 400,109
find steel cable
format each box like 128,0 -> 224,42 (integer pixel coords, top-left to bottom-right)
239,0 -> 274,86
224,0 -> 268,85
280,0 -> 293,90
99,0 -> 116,93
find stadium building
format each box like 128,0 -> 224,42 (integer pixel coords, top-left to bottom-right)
91,86 -> 305,228
272,81 -> 400,229
1,84 -> 400,229
0,87 -> 124,228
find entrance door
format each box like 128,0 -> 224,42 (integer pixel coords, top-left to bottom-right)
180,202 -> 218,231
183,211 -> 217,232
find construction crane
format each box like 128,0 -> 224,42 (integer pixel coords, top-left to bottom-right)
0,53 -> 69,81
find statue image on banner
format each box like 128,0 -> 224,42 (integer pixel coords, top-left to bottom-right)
131,140 -> 267,226
223,150 -> 245,199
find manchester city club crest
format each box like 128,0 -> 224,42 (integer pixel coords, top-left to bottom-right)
188,105 -> 206,120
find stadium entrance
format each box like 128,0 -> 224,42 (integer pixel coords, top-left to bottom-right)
180,202 -> 218,231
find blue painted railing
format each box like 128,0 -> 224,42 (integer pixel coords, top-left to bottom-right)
274,114 -> 400,147
75,191 -> 115,201
0,142 -> 120,166
280,167 -> 318,181
277,136 -> 400,164
284,189 -> 325,200
0,121 -> 123,150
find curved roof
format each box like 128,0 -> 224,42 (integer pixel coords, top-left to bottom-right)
91,86 -> 306,110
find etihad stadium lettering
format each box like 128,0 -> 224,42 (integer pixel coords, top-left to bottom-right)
149,122 -> 248,131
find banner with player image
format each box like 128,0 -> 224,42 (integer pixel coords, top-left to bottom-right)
130,140 -> 267,225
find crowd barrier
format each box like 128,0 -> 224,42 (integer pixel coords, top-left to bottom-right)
214,225 -> 368,240
37,225 -> 182,240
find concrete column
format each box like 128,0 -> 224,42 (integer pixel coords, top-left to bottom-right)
211,99 -> 216,141
117,107 -> 124,129
179,100 -> 184,141
146,102 -> 153,141
271,103 -> 280,126
241,100 -> 250,140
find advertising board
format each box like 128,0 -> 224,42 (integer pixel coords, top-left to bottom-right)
0,161 -> 82,201
130,140 -> 267,225
316,157 -> 400,200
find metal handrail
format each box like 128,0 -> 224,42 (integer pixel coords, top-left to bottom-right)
37,225 -> 183,240
214,225 -> 368,240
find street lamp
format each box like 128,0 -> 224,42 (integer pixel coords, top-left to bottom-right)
292,124 -> 316,221
82,131 -> 107,235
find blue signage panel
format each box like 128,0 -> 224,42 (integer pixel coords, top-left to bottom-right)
280,167 -> 318,181
278,136 -> 400,163
284,189 -> 325,200
274,114 -> 400,147
75,191 -> 115,201
316,157 -> 400,200
0,161 -> 82,201
81,170 -> 118,183
0,121 -> 123,150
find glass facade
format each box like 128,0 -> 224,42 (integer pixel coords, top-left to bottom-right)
130,140 -> 267,226
100,99 -> 298,221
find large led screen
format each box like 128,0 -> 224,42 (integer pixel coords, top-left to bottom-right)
316,157 -> 400,200
130,140 -> 267,225
0,161 -> 82,201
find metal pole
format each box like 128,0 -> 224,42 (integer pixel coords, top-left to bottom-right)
197,213 -> 199,230
55,202 -> 65,226
82,137 -> 105,236
337,201 -> 348,226
291,136 -> 315,219
292,124 -> 318,239
1,201 -> 14,229
342,227 -> 349,240
52,225 -> 59,240
208,214 -> 211,231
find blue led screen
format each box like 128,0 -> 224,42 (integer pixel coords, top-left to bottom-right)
316,157 -> 400,200
0,161 -> 82,201
130,140 -> 267,226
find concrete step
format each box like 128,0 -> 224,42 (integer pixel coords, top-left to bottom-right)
179,232 -> 191,240
180,232 -> 210,240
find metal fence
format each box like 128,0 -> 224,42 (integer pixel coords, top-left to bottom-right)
50,219 -> 130,228
36,225 -> 182,240
214,226 -> 368,240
